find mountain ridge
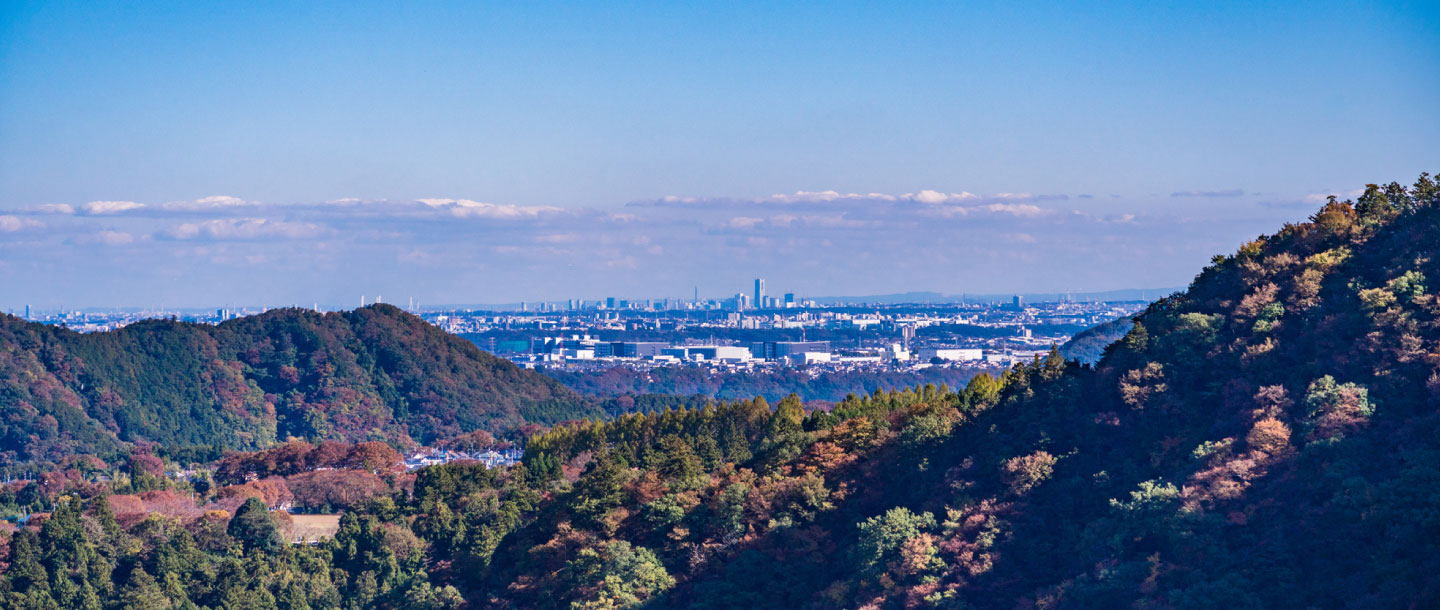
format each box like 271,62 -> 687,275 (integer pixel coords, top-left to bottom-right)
489,175 -> 1440,608
0,303 -> 594,468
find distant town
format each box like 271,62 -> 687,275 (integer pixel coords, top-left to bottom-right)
10,279 -> 1148,377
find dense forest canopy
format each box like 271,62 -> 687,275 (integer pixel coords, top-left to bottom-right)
3,174 -> 1439,609
0,304 -> 595,469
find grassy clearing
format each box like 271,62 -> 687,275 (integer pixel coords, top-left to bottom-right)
285,513 -> 342,543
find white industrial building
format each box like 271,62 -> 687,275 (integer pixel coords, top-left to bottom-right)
917,347 -> 984,362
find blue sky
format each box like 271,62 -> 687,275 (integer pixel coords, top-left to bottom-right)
1,1 -> 1437,309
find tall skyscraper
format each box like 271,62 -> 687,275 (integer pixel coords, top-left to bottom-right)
754,278 -> 766,310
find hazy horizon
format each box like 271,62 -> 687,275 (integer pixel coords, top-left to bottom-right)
2,2 -> 1436,309
9,286 -> 1185,316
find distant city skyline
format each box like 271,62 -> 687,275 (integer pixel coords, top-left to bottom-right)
1,2 -> 1436,309
6,285 -> 1183,318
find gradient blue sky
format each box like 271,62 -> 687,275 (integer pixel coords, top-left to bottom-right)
1,1 -> 1437,309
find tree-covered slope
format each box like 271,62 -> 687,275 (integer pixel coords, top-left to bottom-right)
4,176 -> 1438,610
1057,315 -> 1133,364
461,176 -> 1440,608
0,304 -> 595,466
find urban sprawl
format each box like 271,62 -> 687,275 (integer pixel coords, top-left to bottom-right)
12,279 -> 1146,376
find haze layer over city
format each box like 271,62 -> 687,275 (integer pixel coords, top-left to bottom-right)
2,3 -> 1435,311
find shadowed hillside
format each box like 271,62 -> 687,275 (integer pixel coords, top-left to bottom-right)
1058,315 -> 1133,364
486,175 -> 1440,608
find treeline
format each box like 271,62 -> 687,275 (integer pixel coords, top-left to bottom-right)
1,493 -> 462,609
213,440 -> 405,485
409,374 -> 1014,609
0,369 -> 1015,609
1,439 -> 416,520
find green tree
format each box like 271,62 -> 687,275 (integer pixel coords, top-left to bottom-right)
1302,376 -> 1374,443
644,435 -> 703,486
570,453 -> 629,529
769,394 -> 805,438
118,567 -> 174,610
854,507 -> 936,577
564,540 -> 675,609
228,497 -> 282,553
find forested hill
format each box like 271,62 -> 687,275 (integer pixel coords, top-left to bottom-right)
1057,316 -> 1134,364
0,304 -> 594,467
471,176 -> 1440,608
5,177 -> 1440,610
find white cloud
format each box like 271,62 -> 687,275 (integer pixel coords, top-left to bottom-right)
728,216 -> 765,229
0,215 -> 40,232
767,190 -> 897,203
984,203 -> 1048,217
31,203 -> 75,215
162,195 -> 253,209
166,218 -> 324,241
904,190 -> 980,204
642,189 -> 1068,209
83,200 -> 146,214
200,195 -> 246,205
918,201 -> 1053,219
417,198 -> 559,218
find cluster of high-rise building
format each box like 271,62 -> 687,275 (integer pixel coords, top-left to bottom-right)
6,280 -> 1145,377
442,293 -> 1147,374
508,279 -> 805,313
